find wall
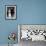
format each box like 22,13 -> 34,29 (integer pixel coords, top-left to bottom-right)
0,0 -> 46,44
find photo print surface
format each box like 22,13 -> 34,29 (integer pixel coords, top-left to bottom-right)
5,5 -> 16,20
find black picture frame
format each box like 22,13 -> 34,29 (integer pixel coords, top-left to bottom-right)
5,5 -> 16,20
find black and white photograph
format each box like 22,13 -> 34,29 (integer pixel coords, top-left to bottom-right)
5,5 -> 16,20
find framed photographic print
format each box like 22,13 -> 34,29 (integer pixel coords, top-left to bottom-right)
5,5 -> 16,20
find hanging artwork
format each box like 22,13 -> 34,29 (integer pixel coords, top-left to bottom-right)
5,5 -> 16,20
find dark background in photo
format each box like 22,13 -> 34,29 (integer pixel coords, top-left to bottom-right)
7,7 -> 15,17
